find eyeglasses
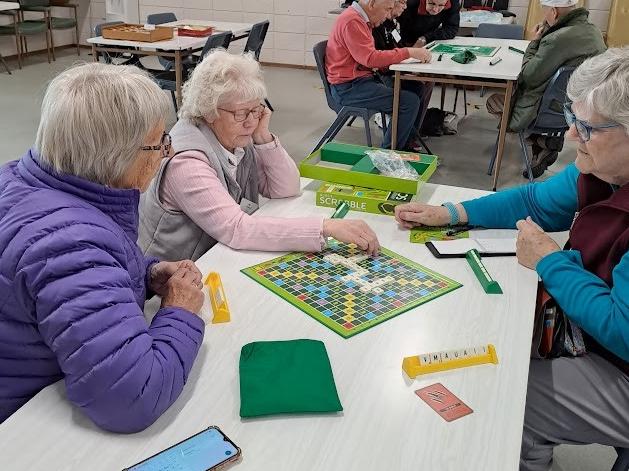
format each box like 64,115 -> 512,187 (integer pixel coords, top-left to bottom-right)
563,103 -> 620,142
139,131 -> 172,158
218,104 -> 265,122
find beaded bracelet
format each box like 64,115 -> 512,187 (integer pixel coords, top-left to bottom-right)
442,202 -> 459,226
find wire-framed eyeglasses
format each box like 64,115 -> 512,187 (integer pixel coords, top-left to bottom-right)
218,104 -> 266,122
139,131 -> 172,158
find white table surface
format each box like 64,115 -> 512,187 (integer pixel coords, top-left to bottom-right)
87,20 -> 252,50
0,181 -> 538,471
0,1 -> 19,11
390,36 -> 529,81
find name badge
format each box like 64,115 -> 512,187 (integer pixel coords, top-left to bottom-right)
240,198 -> 259,215
391,29 -> 401,43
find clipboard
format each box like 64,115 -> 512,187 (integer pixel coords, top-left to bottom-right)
425,238 -> 516,258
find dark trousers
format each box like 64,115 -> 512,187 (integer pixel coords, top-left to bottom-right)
331,76 -> 423,149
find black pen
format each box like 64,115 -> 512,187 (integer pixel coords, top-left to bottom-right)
445,225 -> 473,236
509,46 -> 525,55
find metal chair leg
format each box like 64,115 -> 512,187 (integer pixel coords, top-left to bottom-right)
487,133 -> 499,175
519,131 -> 534,182
419,137 -> 432,155
362,112 -> 372,147
170,91 -> 178,113
264,98 -> 274,112
440,84 -> 446,110
311,111 -> 351,154
463,87 -> 468,116
347,116 -> 356,127
0,53 -> 11,74
453,87 -> 458,113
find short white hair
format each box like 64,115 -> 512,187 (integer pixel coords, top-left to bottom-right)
35,62 -> 170,186
179,49 -> 267,125
567,47 -> 629,134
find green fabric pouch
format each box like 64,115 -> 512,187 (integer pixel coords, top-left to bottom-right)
451,50 -> 477,64
239,339 -> 343,418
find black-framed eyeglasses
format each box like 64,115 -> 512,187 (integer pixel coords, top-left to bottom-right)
563,103 -> 620,142
218,103 -> 265,122
139,131 -> 172,158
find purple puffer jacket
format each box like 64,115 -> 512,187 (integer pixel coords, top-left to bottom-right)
0,150 -> 205,433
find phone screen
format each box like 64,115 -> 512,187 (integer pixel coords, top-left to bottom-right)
125,427 -> 239,471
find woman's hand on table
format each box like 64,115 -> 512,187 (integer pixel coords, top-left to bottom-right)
323,219 -> 380,256
515,217 -> 561,270
394,203 -> 454,228
160,266 -> 205,315
150,259 -> 203,296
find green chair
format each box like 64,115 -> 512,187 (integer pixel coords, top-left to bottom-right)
0,8 -> 51,68
19,0 -> 79,60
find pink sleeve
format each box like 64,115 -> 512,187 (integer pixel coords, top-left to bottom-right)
254,136 -> 301,198
160,151 -> 325,252
344,18 -> 410,69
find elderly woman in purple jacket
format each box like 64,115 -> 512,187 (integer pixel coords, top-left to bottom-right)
0,63 -> 206,433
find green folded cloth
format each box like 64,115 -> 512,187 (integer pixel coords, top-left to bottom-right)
239,339 -> 343,418
451,50 -> 477,64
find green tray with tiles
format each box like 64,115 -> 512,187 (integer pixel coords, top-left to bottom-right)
300,142 -> 438,195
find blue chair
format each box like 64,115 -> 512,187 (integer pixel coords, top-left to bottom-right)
474,23 -> 524,98
487,66 -> 575,182
311,40 -> 388,153
243,20 -> 274,111
151,31 -> 233,112
612,447 -> 629,471
146,12 -> 178,71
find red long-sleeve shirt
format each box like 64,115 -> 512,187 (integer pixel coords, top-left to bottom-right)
325,7 -> 410,85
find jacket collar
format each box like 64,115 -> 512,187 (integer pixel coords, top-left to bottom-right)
545,8 -> 589,35
17,149 -> 141,239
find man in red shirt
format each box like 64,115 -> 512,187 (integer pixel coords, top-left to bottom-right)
326,0 -> 432,150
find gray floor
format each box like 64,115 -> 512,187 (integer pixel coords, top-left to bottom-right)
0,50 -> 619,470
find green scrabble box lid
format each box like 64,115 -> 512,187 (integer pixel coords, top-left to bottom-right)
239,339 -> 343,418
300,143 -> 438,195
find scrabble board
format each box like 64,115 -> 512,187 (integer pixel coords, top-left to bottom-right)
242,241 -> 461,338
429,43 -> 499,57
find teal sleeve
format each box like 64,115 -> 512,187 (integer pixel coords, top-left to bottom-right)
537,250 -> 629,362
461,164 -> 579,231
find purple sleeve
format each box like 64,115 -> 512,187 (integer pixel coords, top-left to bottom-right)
19,224 -> 205,433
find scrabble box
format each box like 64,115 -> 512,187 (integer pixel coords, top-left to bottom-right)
300,142 -> 438,195
316,182 -> 413,216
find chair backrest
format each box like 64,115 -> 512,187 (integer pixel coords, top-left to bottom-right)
475,23 -> 523,39
611,447 -> 629,471
243,20 -> 270,61
313,40 -> 341,113
146,12 -> 177,25
19,0 -> 49,7
201,30 -> 233,58
530,66 -> 575,132
94,21 -> 123,37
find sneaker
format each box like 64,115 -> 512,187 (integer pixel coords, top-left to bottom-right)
523,149 -> 558,179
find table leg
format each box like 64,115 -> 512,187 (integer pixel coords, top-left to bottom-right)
391,70 -> 401,150
91,44 -> 98,63
492,80 -> 514,191
175,51 -> 182,108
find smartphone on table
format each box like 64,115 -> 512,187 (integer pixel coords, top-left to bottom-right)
123,426 -> 241,471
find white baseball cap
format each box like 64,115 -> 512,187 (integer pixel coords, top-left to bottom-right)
540,0 -> 579,6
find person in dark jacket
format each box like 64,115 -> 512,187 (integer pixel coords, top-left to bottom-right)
0,63 -> 207,433
486,0 -> 606,179
398,0 -> 461,47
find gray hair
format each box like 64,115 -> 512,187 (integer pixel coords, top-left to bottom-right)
178,49 -> 267,125
567,47 -> 629,134
35,62 -> 170,186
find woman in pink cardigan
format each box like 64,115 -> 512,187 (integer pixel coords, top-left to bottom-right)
139,50 -> 379,262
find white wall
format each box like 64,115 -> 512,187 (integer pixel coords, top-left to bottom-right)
0,0 -> 614,66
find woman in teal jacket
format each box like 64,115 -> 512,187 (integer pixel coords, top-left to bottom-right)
395,48 -> 629,470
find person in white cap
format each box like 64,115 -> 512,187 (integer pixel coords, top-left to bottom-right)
486,0 -> 605,179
